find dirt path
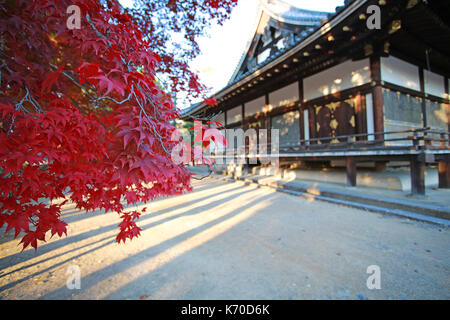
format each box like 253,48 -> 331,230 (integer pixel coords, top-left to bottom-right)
0,179 -> 449,299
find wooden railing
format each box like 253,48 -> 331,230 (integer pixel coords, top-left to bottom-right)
275,128 -> 450,153
213,128 -> 450,157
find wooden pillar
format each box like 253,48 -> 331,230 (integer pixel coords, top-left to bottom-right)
410,155 -> 425,195
265,93 -> 271,146
419,67 -> 427,128
309,106 -> 317,142
372,85 -> 384,139
370,56 -> 384,141
224,108 -> 228,127
241,104 -> 247,130
354,94 -> 366,140
298,77 -> 304,143
262,93 -> 271,167
445,77 -> 450,133
346,157 -> 357,187
439,79 -> 450,188
241,104 -> 248,170
445,76 -> 449,98
438,160 -> 450,189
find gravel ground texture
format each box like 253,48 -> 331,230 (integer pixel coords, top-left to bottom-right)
0,178 -> 449,300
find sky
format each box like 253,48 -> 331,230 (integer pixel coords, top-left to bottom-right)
119,0 -> 344,105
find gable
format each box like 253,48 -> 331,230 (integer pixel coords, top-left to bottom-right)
228,0 -> 330,85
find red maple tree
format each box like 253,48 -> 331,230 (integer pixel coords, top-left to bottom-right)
0,0 -> 235,250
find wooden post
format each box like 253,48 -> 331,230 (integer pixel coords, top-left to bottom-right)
419,67 -> 427,128
298,77 -> 304,143
346,157 -> 357,187
224,108 -> 228,127
241,104 -> 248,172
241,104 -> 246,131
310,106 -> 317,143
265,93 -> 271,149
445,77 -> 450,133
370,56 -> 384,141
354,94 -> 366,141
410,155 -> 425,195
438,160 -> 450,189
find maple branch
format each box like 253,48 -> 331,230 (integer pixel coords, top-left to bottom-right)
0,51 -> 17,72
95,92 -> 133,105
28,216 -> 37,227
131,89 -> 172,158
190,166 -> 213,180
84,14 -> 159,115
86,13 -> 110,43
48,64 -> 97,101
15,86 -> 43,114
129,88 -> 200,182
48,63 -> 133,112
76,15 -> 187,175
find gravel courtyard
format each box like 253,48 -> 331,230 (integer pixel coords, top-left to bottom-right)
0,178 -> 449,300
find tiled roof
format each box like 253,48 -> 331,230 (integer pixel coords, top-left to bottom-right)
228,0 -> 336,86
182,0 -> 358,117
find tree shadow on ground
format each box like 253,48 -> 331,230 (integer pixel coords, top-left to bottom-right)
0,181 -> 238,268
38,190 -> 275,299
0,182 -> 257,293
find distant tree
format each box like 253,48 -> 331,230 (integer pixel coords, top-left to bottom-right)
129,0 -> 238,103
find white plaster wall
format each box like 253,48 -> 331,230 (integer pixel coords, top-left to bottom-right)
303,59 -> 371,101
269,82 -> 299,108
211,112 -> 225,126
226,106 -> 242,124
424,70 -> 446,98
380,56 -> 420,91
244,96 -> 266,117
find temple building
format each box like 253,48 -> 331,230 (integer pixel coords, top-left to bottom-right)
182,0 -> 450,195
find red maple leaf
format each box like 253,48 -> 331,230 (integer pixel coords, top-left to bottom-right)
0,0 -> 238,252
